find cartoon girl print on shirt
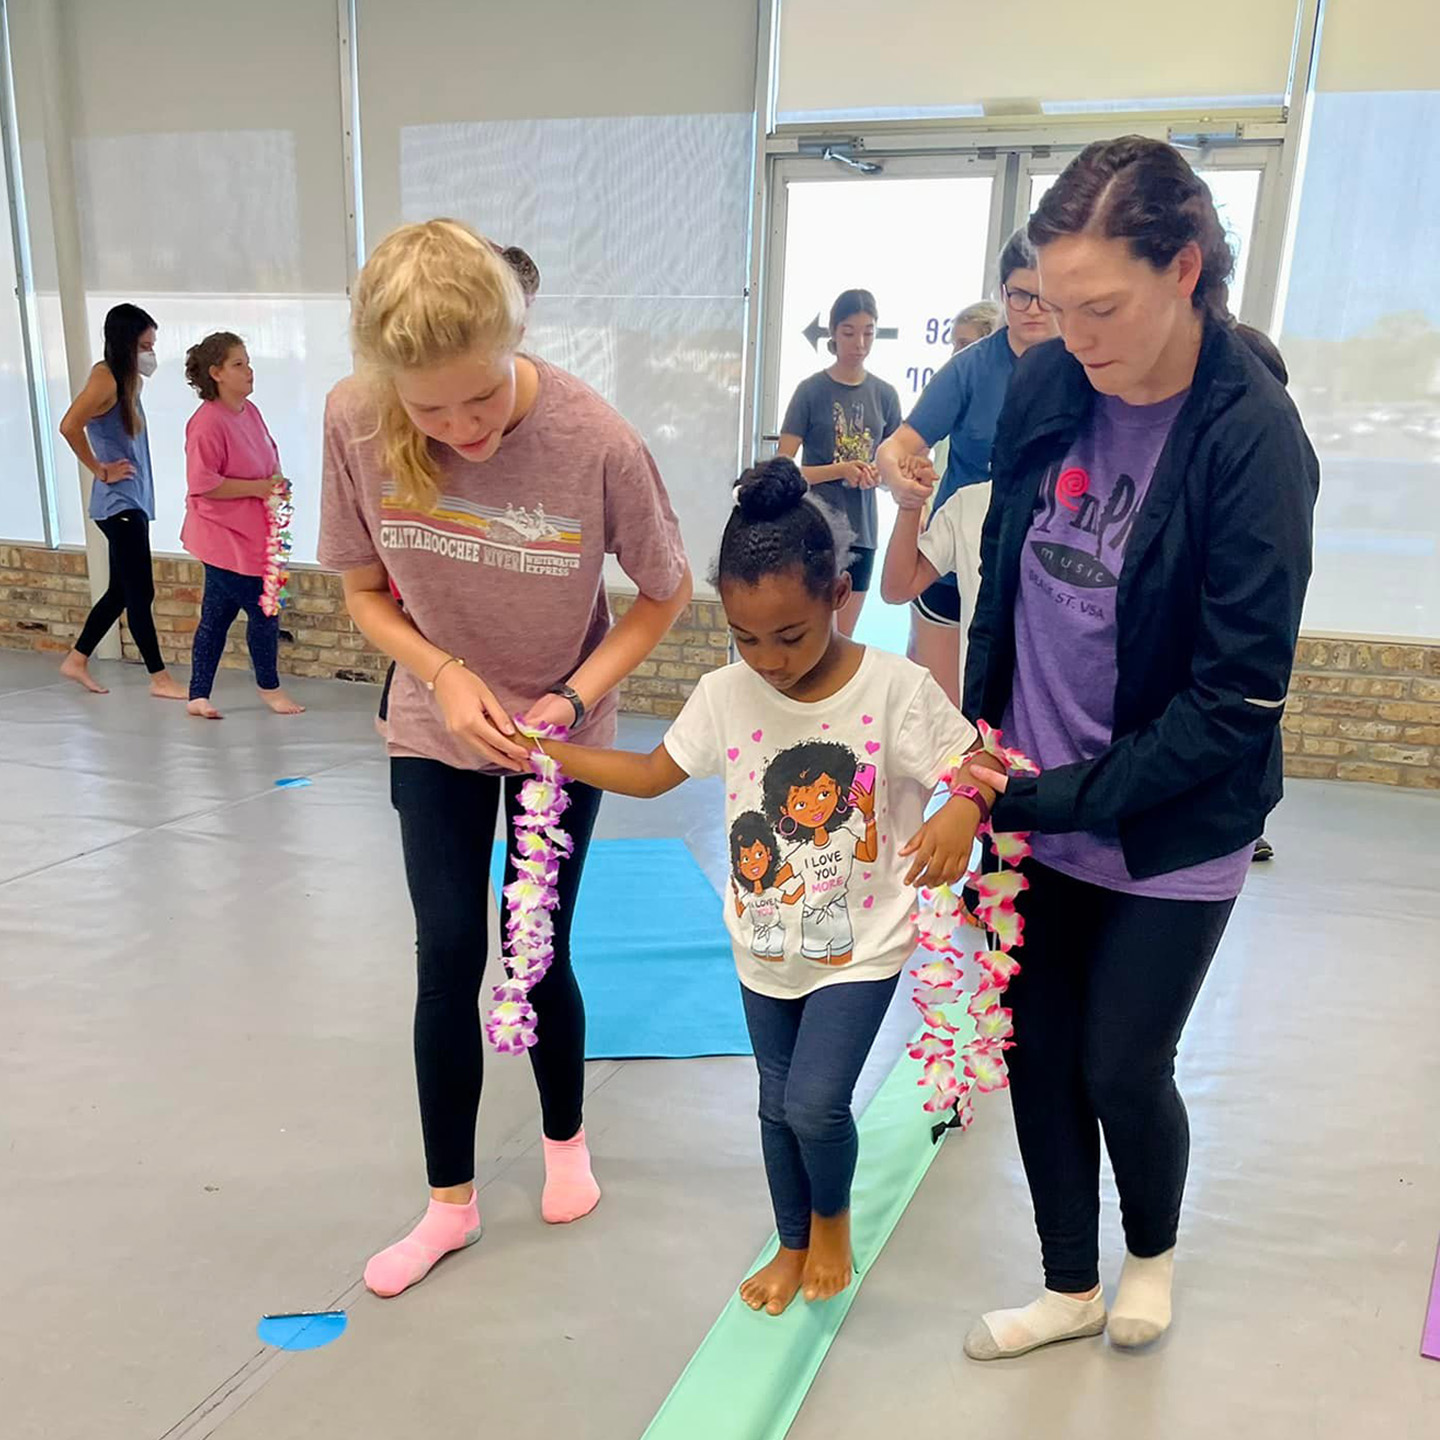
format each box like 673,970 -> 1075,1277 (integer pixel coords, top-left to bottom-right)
762,740 -> 878,967
729,811 -> 801,961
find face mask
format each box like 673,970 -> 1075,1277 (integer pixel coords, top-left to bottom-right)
137,351 -> 157,377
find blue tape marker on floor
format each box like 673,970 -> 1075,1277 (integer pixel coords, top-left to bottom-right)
257,1311 -> 347,1351
274,777 -> 312,789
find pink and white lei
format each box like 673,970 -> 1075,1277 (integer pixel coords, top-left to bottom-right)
483,721 -> 574,1055
260,480 -> 293,618
910,720 -> 1039,1137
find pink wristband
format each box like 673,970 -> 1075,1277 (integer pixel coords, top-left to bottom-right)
951,783 -> 992,827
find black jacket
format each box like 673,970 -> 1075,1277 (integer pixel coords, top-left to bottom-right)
964,318 -> 1320,879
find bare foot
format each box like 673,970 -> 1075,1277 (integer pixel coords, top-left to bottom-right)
60,650 -> 108,694
740,1246 -> 808,1317
187,697 -> 223,720
260,687 -> 305,715
149,672 -> 188,701
802,1211 -> 853,1303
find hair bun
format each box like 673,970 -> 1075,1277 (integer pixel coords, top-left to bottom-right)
736,457 -> 808,523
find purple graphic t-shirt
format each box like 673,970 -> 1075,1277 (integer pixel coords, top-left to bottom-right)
1004,391 -> 1251,901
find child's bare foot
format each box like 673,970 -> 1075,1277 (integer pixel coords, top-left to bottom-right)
187,697 -> 223,720
802,1211 -> 853,1303
149,672 -> 188,701
60,651 -> 108,693
740,1246 -> 808,1316
261,687 -> 305,715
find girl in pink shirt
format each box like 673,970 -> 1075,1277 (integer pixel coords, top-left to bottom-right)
320,220 -> 693,1298
181,332 -> 304,718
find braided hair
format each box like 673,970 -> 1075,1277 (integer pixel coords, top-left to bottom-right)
711,456 -> 850,598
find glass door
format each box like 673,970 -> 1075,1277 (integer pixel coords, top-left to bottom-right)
761,154 -> 1003,656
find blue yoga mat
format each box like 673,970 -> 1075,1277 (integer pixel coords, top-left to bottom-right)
490,837 -> 750,1060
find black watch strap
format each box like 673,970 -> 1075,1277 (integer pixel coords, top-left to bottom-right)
549,684 -> 586,728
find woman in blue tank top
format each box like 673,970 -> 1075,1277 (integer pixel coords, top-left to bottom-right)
58,304 -> 186,698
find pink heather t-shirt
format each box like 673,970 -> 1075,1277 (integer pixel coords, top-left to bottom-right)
318,358 -> 688,772
182,400 -> 281,576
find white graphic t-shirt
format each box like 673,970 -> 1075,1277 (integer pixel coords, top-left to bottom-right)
663,648 -> 976,999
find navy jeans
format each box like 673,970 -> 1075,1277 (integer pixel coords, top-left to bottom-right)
741,974 -> 899,1250
189,564 -> 279,700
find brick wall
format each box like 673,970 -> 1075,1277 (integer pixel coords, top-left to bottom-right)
0,543 -> 728,718
8,542 -> 1440,778
1281,636 -> 1440,790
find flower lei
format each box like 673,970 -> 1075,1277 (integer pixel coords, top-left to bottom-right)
911,720 -> 1040,1138
260,479 -> 294,618
483,721 -> 573,1055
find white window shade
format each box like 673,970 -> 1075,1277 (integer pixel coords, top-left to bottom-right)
59,0 -> 352,563
1316,0 -> 1435,91
777,0 -> 1300,121
357,0 -> 759,592
1279,0 -> 1440,638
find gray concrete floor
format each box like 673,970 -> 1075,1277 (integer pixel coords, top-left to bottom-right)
1,649 -> 1436,1440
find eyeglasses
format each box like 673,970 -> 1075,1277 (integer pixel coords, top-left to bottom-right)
1003,284 -> 1058,316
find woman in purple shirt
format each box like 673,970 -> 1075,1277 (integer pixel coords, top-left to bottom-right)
958,139 -> 1318,1361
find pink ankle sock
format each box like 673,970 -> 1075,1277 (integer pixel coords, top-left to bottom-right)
363,1192 -> 482,1298
542,1128 -> 601,1224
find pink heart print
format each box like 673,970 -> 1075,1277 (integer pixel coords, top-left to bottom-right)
865,741 -> 881,755
727,747 -> 739,761
862,715 -> 874,725
749,771 -> 755,781
821,723 -> 830,730
752,730 -> 763,742
863,895 -> 875,909
729,792 -> 737,801
863,871 -> 873,881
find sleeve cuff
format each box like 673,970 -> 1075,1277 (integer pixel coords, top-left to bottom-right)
991,773 -> 1041,831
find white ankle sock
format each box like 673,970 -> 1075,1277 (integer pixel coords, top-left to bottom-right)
1108,1249 -> 1174,1348
964,1287 -> 1107,1361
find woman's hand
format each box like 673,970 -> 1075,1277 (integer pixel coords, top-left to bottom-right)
835,460 -> 874,488
433,662 -> 532,769
97,460 -> 135,485
887,453 -> 935,512
900,801 -> 980,888
522,690 -> 580,733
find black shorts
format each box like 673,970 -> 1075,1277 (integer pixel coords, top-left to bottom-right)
912,573 -> 962,627
845,546 -> 877,595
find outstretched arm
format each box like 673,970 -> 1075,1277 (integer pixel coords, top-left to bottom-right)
539,737 -> 689,799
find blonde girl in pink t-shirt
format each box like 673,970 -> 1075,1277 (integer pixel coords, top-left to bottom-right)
318,220 -> 693,1298
181,332 -> 303,718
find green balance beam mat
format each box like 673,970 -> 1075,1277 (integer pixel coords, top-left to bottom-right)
642,1015 -> 976,1440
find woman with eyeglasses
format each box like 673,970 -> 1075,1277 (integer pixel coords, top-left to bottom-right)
878,231 -> 1058,704
907,139 -> 1318,1361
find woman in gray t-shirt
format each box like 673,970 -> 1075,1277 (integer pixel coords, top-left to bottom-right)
779,288 -> 902,636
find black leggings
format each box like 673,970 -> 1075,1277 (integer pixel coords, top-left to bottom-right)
391,757 -> 602,1188
1005,860 -> 1235,1292
74,510 -> 165,673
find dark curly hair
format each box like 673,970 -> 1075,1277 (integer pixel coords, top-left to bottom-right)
761,739 -> 858,843
729,811 -> 781,890
1029,136 -> 1236,321
184,331 -> 245,402
712,456 -> 850,598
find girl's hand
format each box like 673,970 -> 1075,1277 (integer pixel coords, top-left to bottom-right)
522,690 -> 581,733
887,455 -> 934,511
900,802 -> 979,888
836,460 -> 873,487
97,460 -> 135,484
272,474 -> 292,499
433,662 -> 532,769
